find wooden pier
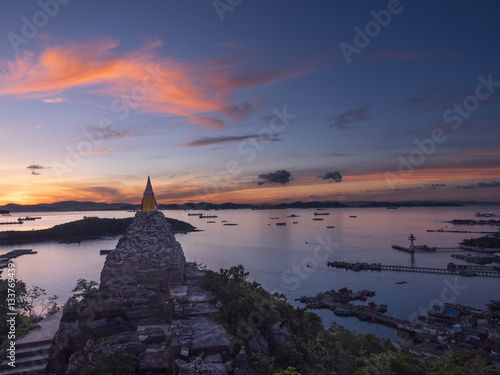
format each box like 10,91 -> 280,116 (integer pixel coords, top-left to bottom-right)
327,261 -> 500,278
0,249 -> 37,269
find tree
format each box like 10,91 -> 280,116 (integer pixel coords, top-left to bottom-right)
25,285 -> 60,321
65,278 -> 99,306
0,279 -> 39,361
427,350 -> 493,375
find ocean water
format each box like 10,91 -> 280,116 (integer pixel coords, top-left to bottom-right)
1,206 -> 499,340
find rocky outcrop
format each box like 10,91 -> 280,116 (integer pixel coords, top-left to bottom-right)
47,211 -> 242,374
100,211 -> 186,289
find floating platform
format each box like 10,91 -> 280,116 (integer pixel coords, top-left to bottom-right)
392,245 -> 464,253
0,219 -> 23,225
0,249 -> 37,269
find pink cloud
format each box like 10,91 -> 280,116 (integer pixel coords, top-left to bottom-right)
0,37 -> 307,129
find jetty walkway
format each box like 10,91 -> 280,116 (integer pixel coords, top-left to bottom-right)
327,261 -> 500,278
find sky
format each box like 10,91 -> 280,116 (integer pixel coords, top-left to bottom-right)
0,0 -> 500,205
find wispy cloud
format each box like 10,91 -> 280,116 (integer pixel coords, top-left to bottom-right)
456,181 -> 500,189
180,134 -> 280,147
464,147 -> 500,156
318,171 -> 342,183
424,183 -> 446,190
0,37 -> 307,129
41,97 -> 70,104
329,105 -> 370,129
257,170 -> 292,185
26,164 -> 50,175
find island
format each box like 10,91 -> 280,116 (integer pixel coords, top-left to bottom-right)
0,216 -> 196,245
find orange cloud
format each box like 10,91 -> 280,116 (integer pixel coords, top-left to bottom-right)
0,37 -> 305,129
464,147 -> 500,156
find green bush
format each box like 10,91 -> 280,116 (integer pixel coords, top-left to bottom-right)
203,265 -> 494,375
80,349 -> 137,375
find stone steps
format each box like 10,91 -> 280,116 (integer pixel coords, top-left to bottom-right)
0,311 -> 62,375
0,340 -> 54,375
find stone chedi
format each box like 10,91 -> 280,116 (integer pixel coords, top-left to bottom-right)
48,178 -> 237,374
141,175 -> 157,212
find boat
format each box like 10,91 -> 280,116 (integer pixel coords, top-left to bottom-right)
475,212 -> 497,217
287,214 -> 300,217
326,226 -> 335,228
207,221 -> 216,223
83,216 -> 98,219
314,212 -> 329,216
223,223 -> 238,226
188,212 -> 202,216
312,218 -> 324,221
349,215 -> 357,218
199,215 -> 218,218
293,222 -> 298,224
377,304 -> 388,313
221,220 -> 228,223
18,216 -> 36,221
270,217 -> 280,219
334,308 -> 354,316
459,270 -> 477,277
276,222 -> 286,226
58,240 -> 82,244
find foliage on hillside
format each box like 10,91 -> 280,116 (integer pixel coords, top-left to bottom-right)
0,279 -> 59,361
461,234 -> 500,249
203,265 -> 494,375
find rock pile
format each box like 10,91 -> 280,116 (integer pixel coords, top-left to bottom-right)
47,211 -> 244,374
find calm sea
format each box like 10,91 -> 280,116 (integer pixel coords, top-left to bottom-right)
1,206 -> 499,340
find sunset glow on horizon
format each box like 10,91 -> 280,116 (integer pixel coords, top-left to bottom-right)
1,1 -> 499,206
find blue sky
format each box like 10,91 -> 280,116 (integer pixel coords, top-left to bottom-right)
0,0 -> 499,204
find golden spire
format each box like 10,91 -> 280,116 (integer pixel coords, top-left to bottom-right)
141,176 -> 157,211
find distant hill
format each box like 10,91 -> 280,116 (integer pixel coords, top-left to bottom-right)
358,201 -> 463,208
3,200 -> 497,213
